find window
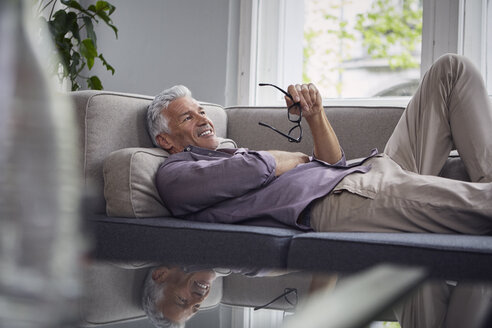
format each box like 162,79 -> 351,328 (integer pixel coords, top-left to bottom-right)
237,0 -> 491,106
302,0 -> 422,99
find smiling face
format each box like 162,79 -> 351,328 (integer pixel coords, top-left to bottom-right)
155,96 -> 219,154
152,267 -> 217,324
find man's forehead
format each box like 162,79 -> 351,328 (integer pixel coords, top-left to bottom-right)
168,96 -> 202,114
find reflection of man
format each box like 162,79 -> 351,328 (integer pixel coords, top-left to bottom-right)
144,54 -> 492,327
142,266 -> 274,327
141,266 -> 218,328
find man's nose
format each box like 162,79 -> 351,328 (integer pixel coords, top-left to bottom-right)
196,115 -> 208,125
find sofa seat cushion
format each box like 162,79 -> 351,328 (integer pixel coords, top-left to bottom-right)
287,232 -> 492,280
89,215 -> 300,270
103,138 -> 237,218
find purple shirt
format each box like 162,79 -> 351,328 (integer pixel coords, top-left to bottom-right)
156,146 -> 376,231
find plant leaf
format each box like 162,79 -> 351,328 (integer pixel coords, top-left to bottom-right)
80,38 -> 97,69
51,10 -> 69,36
60,0 -> 83,11
98,54 -> 115,75
66,11 -> 80,41
82,17 -> 97,47
95,1 -> 111,11
94,9 -> 118,38
87,76 -> 103,90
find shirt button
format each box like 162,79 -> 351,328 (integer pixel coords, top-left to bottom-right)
208,152 -> 212,156
185,147 -> 191,152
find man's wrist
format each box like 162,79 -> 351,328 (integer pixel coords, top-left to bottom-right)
305,111 -> 325,126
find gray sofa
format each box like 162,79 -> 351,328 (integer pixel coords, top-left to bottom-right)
73,90 -> 492,326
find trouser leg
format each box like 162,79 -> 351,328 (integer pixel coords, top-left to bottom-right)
393,281 -> 451,328
394,281 -> 492,328
384,54 -> 492,182
443,282 -> 492,328
311,156 -> 492,234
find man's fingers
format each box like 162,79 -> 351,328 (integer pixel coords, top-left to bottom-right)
300,84 -> 313,109
285,95 -> 294,107
308,83 -> 318,101
286,83 -> 321,110
287,85 -> 300,102
293,84 -> 309,110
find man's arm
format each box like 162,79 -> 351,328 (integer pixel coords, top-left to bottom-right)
266,150 -> 310,176
287,83 -> 342,164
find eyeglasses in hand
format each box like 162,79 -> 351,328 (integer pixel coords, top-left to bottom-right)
258,83 -> 303,143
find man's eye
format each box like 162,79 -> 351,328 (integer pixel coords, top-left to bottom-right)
183,116 -> 192,122
178,296 -> 187,305
200,111 -> 206,115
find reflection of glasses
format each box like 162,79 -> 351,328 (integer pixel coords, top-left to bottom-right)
254,288 -> 298,311
258,83 -> 303,143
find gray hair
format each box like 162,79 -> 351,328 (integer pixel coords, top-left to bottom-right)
147,85 -> 192,147
142,268 -> 185,328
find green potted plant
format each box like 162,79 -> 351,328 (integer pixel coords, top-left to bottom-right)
38,0 -> 118,90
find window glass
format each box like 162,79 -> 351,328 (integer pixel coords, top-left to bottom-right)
303,0 -> 423,98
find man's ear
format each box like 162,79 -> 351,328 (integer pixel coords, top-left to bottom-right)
155,133 -> 175,153
152,267 -> 170,283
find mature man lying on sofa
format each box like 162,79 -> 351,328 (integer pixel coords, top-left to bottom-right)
148,54 -> 492,234
142,54 -> 492,328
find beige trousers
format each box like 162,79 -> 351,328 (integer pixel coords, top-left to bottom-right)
311,54 -> 492,235
392,281 -> 492,328
311,54 -> 492,328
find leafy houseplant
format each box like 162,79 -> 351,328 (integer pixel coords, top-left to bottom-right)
38,0 -> 118,91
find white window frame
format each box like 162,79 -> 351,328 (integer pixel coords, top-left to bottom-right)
236,0 -> 259,106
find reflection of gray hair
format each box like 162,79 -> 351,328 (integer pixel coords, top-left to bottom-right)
142,268 -> 185,328
147,85 -> 192,147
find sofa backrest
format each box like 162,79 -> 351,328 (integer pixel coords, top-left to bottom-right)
72,90 -> 228,214
226,105 -> 404,160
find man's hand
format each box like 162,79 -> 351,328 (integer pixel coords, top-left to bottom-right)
285,83 -> 324,123
267,150 -> 309,176
285,83 -> 342,164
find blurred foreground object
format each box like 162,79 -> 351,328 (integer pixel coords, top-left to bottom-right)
0,1 -> 84,327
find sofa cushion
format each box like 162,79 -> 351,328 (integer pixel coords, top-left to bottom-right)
89,215 -> 300,269
104,147 -> 170,218
287,232 -> 492,281
103,138 -> 237,218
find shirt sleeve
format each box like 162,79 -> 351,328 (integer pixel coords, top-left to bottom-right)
156,150 -> 277,217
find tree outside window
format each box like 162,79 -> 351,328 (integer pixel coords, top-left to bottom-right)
303,0 -> 422,98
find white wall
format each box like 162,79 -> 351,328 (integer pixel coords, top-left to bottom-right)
88,0 -> 239,105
